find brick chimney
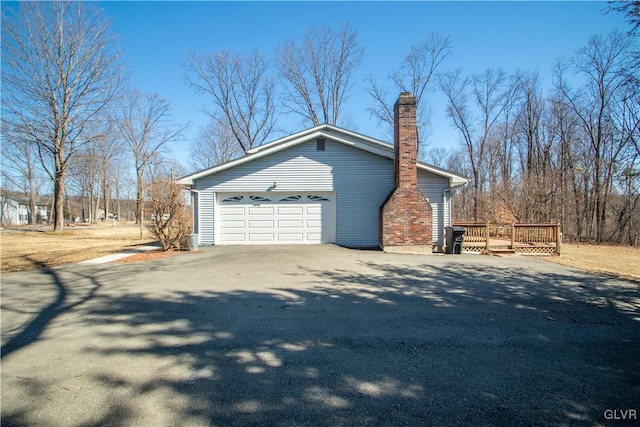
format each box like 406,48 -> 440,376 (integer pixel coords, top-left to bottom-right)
380,92 -> 433,253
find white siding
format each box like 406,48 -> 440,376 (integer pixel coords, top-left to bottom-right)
417,170 -> 450,245
194,139 -> 394,247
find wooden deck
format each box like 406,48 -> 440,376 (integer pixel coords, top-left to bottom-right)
453,222 -> 561,255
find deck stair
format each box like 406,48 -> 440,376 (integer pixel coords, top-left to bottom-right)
486,246 -> 516,256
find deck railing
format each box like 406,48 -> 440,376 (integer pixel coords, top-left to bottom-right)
453,222 -> 490,250
512,222 -> 561,255
453,221 -> 561,255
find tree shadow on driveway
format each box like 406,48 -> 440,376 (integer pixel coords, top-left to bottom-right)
1,257 -> 101,359
2,253 -> 639,426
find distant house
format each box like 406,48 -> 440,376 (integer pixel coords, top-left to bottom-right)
178,93 -> 468,252
96,207 -> 117,221
0,194 -> 49,226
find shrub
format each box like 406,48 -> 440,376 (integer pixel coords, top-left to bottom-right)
145,178 -> 191,251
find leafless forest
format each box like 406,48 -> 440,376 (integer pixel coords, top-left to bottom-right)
2,2 -> 638,245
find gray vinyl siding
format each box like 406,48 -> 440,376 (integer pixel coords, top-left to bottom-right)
417,170 -> 450,245
198,191 -> 215,245
193,139 -> 394,247
332,143 -> 394,247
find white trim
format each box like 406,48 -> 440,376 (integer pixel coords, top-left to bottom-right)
443,189 -> 451,227
417,162 -> 468,187
214,192 -> 219,245
246,124 -> 392,155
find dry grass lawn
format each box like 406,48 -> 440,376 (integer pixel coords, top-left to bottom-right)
1,223 -> 155,273
545,243 -> 640,282
2,225 -> 639,282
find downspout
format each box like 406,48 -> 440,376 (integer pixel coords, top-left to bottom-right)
439,188 -> 452,253
190,189 -> 201,236
443,189 -> 452,228
448,178 -> 469,226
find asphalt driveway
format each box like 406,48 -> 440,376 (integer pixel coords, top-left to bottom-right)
2,245 -> 639,426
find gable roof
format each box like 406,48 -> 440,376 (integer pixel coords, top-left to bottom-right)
178,124 -> 467,187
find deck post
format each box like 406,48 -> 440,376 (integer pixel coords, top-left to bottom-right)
485,221 -> 490,250
511,222 -> 516,250
556,220 -> 562,256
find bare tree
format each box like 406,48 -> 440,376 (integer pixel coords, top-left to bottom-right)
68,147 -> 100,222
1,1 -> 124,231
66,116 -> 124,223
189,118 -> 243,171
439,68 -> 509,220
185,48 -> 276,153
367,33 -> 452,155
424,146 -> 454,169
276,22 -> 364,128
0,120 -> 48,224
504,73 -> 566,223
114,90 -> 187,228
553,30 -> 638,242
606,1 -> 640,35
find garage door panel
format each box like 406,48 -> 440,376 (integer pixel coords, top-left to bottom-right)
220,206 -> 246,215
220,220 -> 245,229
306,206 -> 322,215
278,219 -> 304,228
248,233 -> 275,242
248,220 -> 274,229
220,215 -> 246,222
278,206 -> 304,215
218,193 -> 334,245
249,207 -> 274,215
307,219 -> 322,228
278,233 -> 304,242
220,233 -> 246,242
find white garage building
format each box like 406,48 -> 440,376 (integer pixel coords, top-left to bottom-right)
178,95 -> 467,250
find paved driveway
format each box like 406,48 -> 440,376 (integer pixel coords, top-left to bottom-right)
2,245 -> 639,426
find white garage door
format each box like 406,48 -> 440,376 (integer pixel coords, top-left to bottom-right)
217,193 -> 335,244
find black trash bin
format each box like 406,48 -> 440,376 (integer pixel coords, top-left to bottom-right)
445,226 -> 466,254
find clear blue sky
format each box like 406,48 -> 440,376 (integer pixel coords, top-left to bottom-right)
16,1 -> 635,168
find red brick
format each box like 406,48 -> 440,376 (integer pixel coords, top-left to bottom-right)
380,93 -> 432,248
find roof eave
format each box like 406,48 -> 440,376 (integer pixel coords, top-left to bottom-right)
178,124 -> 468,186
179,125 -> 395,183
416,162 -> 468,187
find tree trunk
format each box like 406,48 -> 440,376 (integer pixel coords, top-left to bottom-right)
53,173 -> 65,231
103,176 -> 109,223
28,162 -> 37,225
115,175 -> 121,221
29,190 -> 37,226
65,190 -> 73,224
136,169 -> 144,224
88,189 -> 93,224
94,179 -> 101,223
